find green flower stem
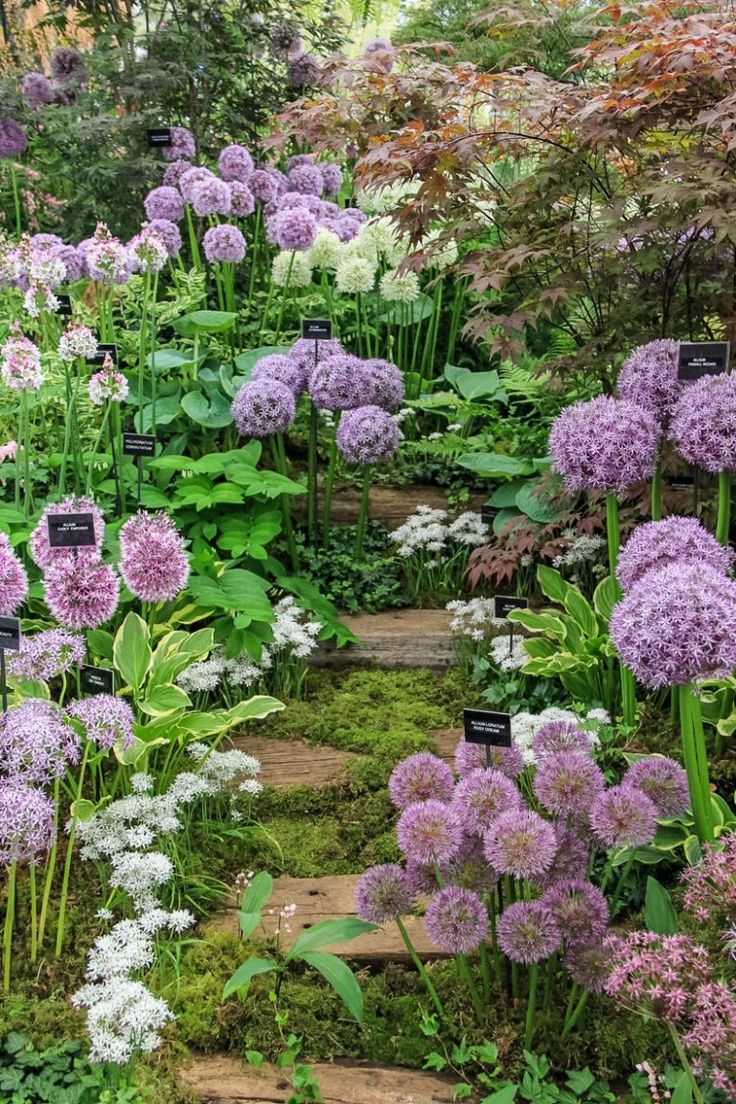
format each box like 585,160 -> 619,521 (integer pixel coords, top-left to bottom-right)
606,493 -> 636,724
185,204 -> 202,273
137,270 -> 151,424
85,403 -> 112,495
307,401 -> 319,543
717,470 -> 731,545
668,1024 -> 705,1104
560,988 -> 589,1042
651,450 -> 663,521
422,279 -> 443,385
395,917 -> 445,1019
38,779 -> 60,949
322,421 -> 340,550
679,684 -> 714,843
55,742 -> 91,956
248,204 -> 262,301
479,943 -> 492,1003
150,271 -> 159,435
355,467 -> 371,559
524,963 -> 539,1049
456,953 -> 485,1023
271,434 -> 299,572
29,865 -> 37,965
3,861 -> 16,993
274,253 -> 295,343
9,163 -> 21,236
609,852 -> 634,917
488,889 -> 504,992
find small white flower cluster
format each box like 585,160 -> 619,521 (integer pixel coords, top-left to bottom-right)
512,706 -> 609,766
490,633 -> 529,672
391,506 -> 488,561
355,180 -> 421,216
551,533 -> 606,570
447,598 -> 505,641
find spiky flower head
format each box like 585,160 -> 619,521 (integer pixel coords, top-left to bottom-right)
307,226 -> 343,269
84,223 -> 132,284
380,268 -> 420,303
178,167 -> 216,203
564,943 -> 611,992
355,863 -> 414,923
533,720 -> 594,761
451,767 -> 521,836
144,186 -> 184,223
541,879 -> 609,948
162,160 -> 192,189
0,699 -> 80,783
67,695 -> 135,751
119,512 -> 189,604
190,177 -> 232,218
617,339 -> 681,423
88,361 -> 129,405
44,557 -> 119,630
22,72 -> 56,109
0,532 -> 28,616
425,886 -> 487,955
145,219 -> 182,258
335,255 -> 376,294
396,800 -> 463,866
0,781 -> 54,865
161,125 -> 195,162
533,751 -> 606,819
286,163 -> 324,197
1,329 -> 43,391
30,496 -> 105,568
0,118 -> 27,159
289,337 -> 345,375
203,224 -> 246,264
670,372 -> 736,472
251,353 -> 307,396
320,163 -> 343,196
229,181 -> 256,218
483,808 -> 557,882
388,753 -> 455,810
232,379 -> 296,437
249,169 -> 279,205
538,824 -> 590,889
7,628 -> 84,682
624,756 -> 690,819
269,208 -> 318,252
289,53 -> 319,88
549,395 -> 660,496
454,737 -> 525,780
218,144 -> 254,182
590,784 -> 658,849
271,250 -> 313,288
617,517 -> 734,592
497,900 -> 561,964
58,325 -> 97,362
309,354 -> 372,411
610,561 -> 736,688
336,405 -> 400,465
363,358 -> 404,412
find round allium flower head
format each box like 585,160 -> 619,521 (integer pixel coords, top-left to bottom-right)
229,181 -> 256,217
610,561 -> 736,687
203,224 -> 246,264
287,163 -> 324,197
0,699 -> 80,783
670,372 -> 736,472
1,330 -> 43,391
624,756 -> 690,819
191,176 -> 232,217
58,324 -> 97,363
162,159 -> 192,189
232,379 -> 296,438
49,46 -> 87,88
146,218 -> 182,258
178,166 -> 216,203
271,250 -> 312,288
289,53 -> 319,88
549,395 -> 659,496
161,125 -> 196,162
218,144 -> 254,182
380,268 -> 420,304
270,208 -> 318,252
0,532 -> 27,616
332,215 -> 364,244
363,358 -> 404,412
30,496 -> 105,568
533,720 -> 594,761
144,186 -> 185,223
590,784 -> 658,848
483,808 -> 557,882
497,900 -> 561,964
388,752 -> 455,810
84,224 -> 133,284
538,824 -> 590,889
355,863 -> 414,923
44,557 -> 119,630
454,737 -> 525,780
451,767 -> 521,835
617,339 -> 681,423
336,406 -> 400,465
88,363 -> 129,405
425,886 -> 487,955
119,511 -> 189,603
54,243 -> 86,283
0,781 -> 54,865
251,353 -> 307,396
22,71 -> 55,108
533,751 -> 606,819
7,627 -> 84,682
564,943 -> 611,992
309,354 -> 371,411
396,800 -> 463,866
335,255 -> 376,294
541,879 -> 609,948
67,694 -> 135,751
617,516 -> 734,592
0,119 -> 28,159
289,337 -> 345,374
249,169 -> 279,205
320,162 -> 343,196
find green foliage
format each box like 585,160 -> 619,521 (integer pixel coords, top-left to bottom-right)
297,522 -> 407,614
0,1033 -> 146,1104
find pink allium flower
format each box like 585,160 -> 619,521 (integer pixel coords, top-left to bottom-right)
363,358 -> 404,412
127,228 -> 168,273
682,834 -> 736,924
564,944 -> 611,992
454,737 -> 525,780
30,497 -> 105,568
538,824 -> 590,890
533,720 -> 593,761
336,406 -> 400,465
179,166 -> 216,203
605,931 -> 710,1022
396,800 -> 463,866
88,362 -> 129,405
67,694 -> 135,750
144,186 -> 185,223
0,699 -> 79,783
590,784 -> 657,849
670,372 -> 736,472
0,532 -> 28,616
84,223 -> 132,284
191,177 -> 232,217
624,756 -> 689,819
549,395 -> 660,496
541,879 -> 609,948
0,781 -> 54,865
533,751 -> 606,819
1,329 -> 43,391
232,379 -> 296,438
251,353 -> 307,396
610,561 -> 736,688
162,159 -> 192,189
145,219 -> 182,258
44,557 -> 119,629
355,863 -> 413,923
161,125 -> 195,162
119,511 -> 189,603
425,886 -> 487,955
203,224 -> 246,264
616,517 -> 734,592
497,900 -> 561,964
617,339 -> 681,423
682,982 -> 736,1097
388,752 -> 454,810
483,808 -> 557,882
407,834 -> 496,896
7,628 -> 84,682
451,767 -> 521,835
58,324 -> 98,362
229,181 -> 256,218
218,144 -> 254,182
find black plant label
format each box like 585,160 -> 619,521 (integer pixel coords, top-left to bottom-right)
57,294 -> 73,316
463,708 -> 512,747
47,513 -> 96,548
0,617 -> 21,651
86,343 -> 118,366
80,665 -> 115,696
148,128 -> 172,147
494,595 -> 528,618
301,319 -> 332,341
123,433 -> 156,457
678,341 -> 730,380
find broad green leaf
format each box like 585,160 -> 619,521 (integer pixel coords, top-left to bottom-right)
113,613 -> 152,693
644,876 -> 678,935
241,871 -> 273,915
563,589 -> 598,638
87,629 -> 114,663
455,369 -> 507,403
520,638 -> 556,659
113,735 -> 148,765
139,684 -> 192,717
507,609 -> 567,639
147,348 -> 194,371
223,696 -> 285,725
174,309 -> 237,335
493,509 -> 525,536
234,346 -> 291,376
181,390 -> 234,428
457,452 -> 532,478
298,951 -> 365,1022
593,575 -> 619,622
536,565 -> 572,605
488,478 -> 528,508
684,835 -> 702,865
70,798 -> 97,821
480,1086 -> 518,1104
515,482 -> 565,523
237,911 -> 264,940
188,570 -> 273,622
134,394 -> 183,433
287,918 -> 376,960
222,956 -> 275,1000
671,1072 -> 692,1104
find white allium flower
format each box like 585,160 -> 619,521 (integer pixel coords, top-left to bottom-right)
110,850 -> 174,910
307,226 -> 343,270
446,597 -> 505,637
58,325 -> 98,362
72,979 -> 173,1064
448,511 -> 488,547
335,255 -> 376,294
490,633 -> 528,672
272,250 -> 313,288
379,267 -> 420,304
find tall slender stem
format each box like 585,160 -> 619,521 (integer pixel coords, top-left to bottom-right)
3,861 -> 16,993
56,743 -> 91,956
668,1024 -> 705,1104
307,401 -> 319,544
606,493 -> 635,724
524,963 -> 539,1049
679,684 -> 713,844
355,467 -> 371,558
717,470 -> 731,545
561,988 -> 589,1041
322,421 -> 340,550
38,778 -> 60,949
651,449 -> 663,521
271,434 -> 298,571
395,917 -> 445,1019
29,865 -> 37,965
9,163 -> 21,236
456,953 -> 485,1023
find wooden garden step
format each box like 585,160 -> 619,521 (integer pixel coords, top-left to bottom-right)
303,483 -> 486,532
430,727 -> 464,764
181,1055 -> 457,1104
313,609 -> 456,670
205,873 -> 448,964
230,734 -> 359,790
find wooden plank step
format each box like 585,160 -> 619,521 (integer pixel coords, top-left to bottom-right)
294,483 -> 486,532
180,1055 -> 457,1104
313,610 -> 456,671
430,727 -> 463,764
205,874 -> 447,964
230,734 -> 359,790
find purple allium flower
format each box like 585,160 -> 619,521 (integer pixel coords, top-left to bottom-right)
144,186 -> 185,223
308,353 -> 370,411
564,943 -> 611,992
289,337 -> 345,376
287,154 -> 313,171
277,191 -> 325,216
162,159 -> 193,189
425,886 -> 487,954
617,516 -> 734,592
0,532 -> 28,616
287,163 -> 324,197
67,694 -> 135,750
232,379 -> 296,438
191,176 -> 232,217
670,373 -> 736,472
624,756 -> 690,819
161,125 -> 196,163
541,879 -> 609,948
336,405 -> 400,465
119,511 -> 189,603
483,809 -> 557,882
203,224 -> 246,264
363,358 -> 404,411
617,339 -> 681,423
44,557 -> 119,630
146,218 -> 182,258
388,752 -> 455,810
396,799 -> 463,866
288,53 -> 319,88
7,628 -> 84,682
320,162 -> 343,196
31,233 -> 63,249
49,46 -> 87,88
249,169 -> 279,205
355,863 -> 414,923
30,497 -> 105,568
538,824 -> 590,890
610,561 -> 736,687
0,781 -> 54,865
549,395 -> 660,496
0,699 -> 79,783
497,900 -> 561,964
0,119 -> 28,159
229,181 -> 256,217
454,737 -> 525,780
54,244 -> 85,283
332,215 -> 364,243
88,362 -> 128,406
451,767 -> 521,835
533,720 -> 593,761
218,144 -> 254,182
1,329 -> 42,391
269,208 -> 318,251
22,71 -> 55,108
178,166 -> 216,203
533,752 -> 606,819
590,784 -> 658,849
251,353 -> 307,396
